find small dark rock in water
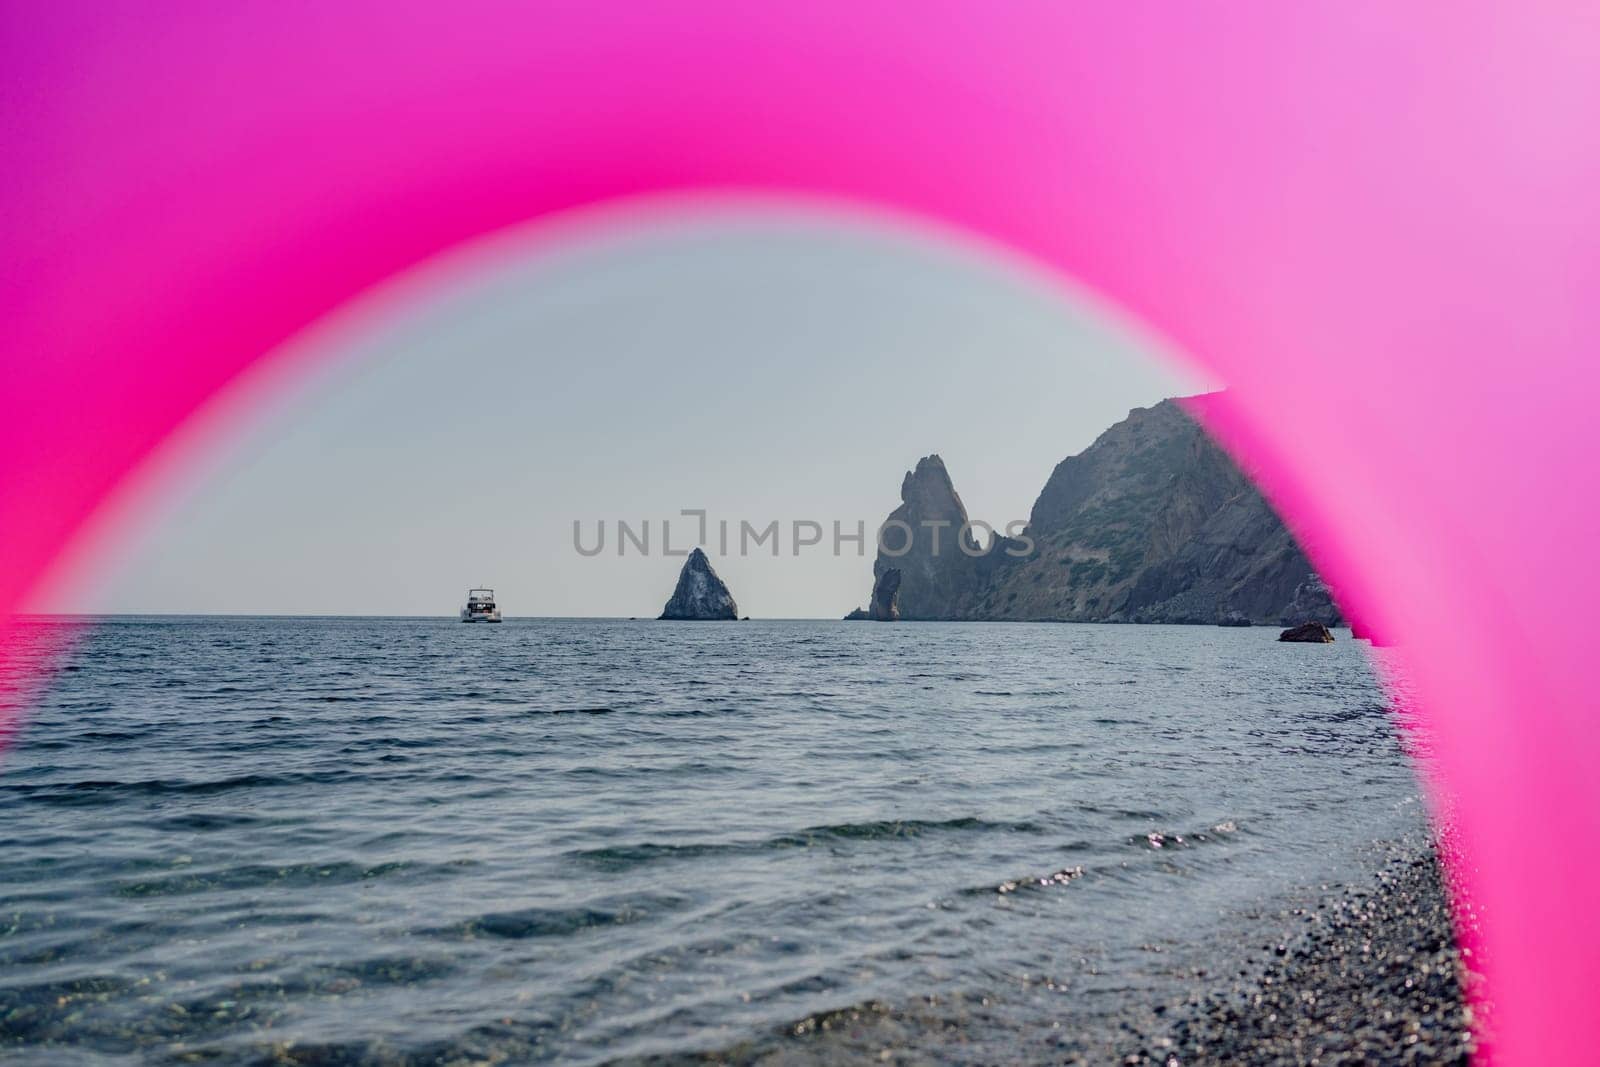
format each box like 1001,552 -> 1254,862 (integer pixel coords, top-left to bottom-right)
1279,622 -> 1334,643
1278,575 -> 1343,628
1217,611 -> 1252,627
843,607 -> 870,621
658,548 -> 739,621
1351,614 -> 1394,646
869,568 -> 902,622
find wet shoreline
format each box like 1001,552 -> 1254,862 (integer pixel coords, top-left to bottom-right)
667,830 -> 1482,1066
1112,831 -> 1481,1066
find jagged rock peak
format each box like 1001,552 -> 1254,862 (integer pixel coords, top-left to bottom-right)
868,453 -> 988,620
658,548 -> 739,621
902,454 -> 957,498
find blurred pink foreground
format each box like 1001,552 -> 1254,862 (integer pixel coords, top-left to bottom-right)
3,4 -> 1597,1062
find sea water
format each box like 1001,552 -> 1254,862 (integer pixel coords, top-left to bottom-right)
0,617 -> 1427,1064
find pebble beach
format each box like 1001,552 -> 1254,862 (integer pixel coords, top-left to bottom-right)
1114,831 -> 1482,1066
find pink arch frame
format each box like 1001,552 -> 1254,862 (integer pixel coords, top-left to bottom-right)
4,5 -> 1598,1062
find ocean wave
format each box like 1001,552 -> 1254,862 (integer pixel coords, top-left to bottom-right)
112,859 -> 423,898
569,817 -> 1048,871
0,770 -> 360,807
427,894 -> 689,942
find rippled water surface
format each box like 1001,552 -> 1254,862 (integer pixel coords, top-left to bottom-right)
0,618 -> 1425,1064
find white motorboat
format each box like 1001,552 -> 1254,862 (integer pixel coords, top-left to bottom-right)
459,587 -> 503,623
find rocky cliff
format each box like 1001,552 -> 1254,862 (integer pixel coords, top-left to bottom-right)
870,456 -> 1022,620
873,456 -> 978,619
856,397 -> 1342,626
659,548 -> 740,620
869,568 -> 902,621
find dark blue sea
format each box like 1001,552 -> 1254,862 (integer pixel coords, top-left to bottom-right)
0,618 -> 1428,1064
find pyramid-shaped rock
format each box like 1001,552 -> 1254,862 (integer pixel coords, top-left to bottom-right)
658,548 -> 739,620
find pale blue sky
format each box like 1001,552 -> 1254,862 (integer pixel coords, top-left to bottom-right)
70,208 -> 1201,618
